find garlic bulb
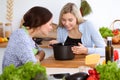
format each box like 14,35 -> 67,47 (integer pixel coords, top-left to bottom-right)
6,0 -> 14,22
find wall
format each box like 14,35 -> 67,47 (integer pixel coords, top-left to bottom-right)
0,0 -> 80,31
0,0 -> 6,22
0,0 -> 120,31
85,0 -> 120,29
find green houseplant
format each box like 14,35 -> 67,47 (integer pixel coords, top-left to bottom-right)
80,0 -> 92,17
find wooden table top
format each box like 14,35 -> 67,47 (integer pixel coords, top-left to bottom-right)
41,54 -> 96,68
0,41 -> 120,48
0,41 -> 50,48
0,42 -> 8,48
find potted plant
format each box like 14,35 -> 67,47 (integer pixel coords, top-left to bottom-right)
80,0 -> 92,17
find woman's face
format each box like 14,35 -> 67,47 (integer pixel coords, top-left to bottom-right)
61,13 -> 77,31
35,17 -> 53,37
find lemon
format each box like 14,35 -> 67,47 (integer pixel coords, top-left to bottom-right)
4,37 -> 8,42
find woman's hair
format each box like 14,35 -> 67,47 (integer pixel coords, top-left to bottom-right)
58,3 -> 84,27
23,6 -> 52,29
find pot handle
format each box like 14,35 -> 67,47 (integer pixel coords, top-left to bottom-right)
49,43 -> 63,47
49,44 -> 54,47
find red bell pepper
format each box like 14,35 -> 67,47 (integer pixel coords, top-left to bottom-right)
114,50 -> 119,61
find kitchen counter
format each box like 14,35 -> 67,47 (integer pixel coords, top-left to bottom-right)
0,41 -> 51,48
0,42 -> 7,48
0,41 -> 120,48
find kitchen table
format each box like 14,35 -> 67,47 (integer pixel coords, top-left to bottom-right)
41,54 -> 98,68
0,41 -> 120,48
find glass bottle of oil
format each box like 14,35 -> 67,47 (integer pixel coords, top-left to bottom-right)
105,37 -> 114,63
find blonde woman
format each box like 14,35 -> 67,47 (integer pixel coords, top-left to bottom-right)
50,3 -> 106,56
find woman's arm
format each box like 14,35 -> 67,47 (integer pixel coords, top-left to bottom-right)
35,50 -> 45,61
86,21 -> 106,56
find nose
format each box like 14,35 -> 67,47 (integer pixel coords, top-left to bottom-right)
50,25 -> 53,31
64,21 -> 69,26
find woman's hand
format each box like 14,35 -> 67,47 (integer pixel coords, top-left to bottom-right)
49,40 -> 58,45
49,40 -> 58,48
35,50 -> 45,62
71,43 -> 88,55
35,55 -> 40,62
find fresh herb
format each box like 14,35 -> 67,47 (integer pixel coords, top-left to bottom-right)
0,62 -> 47,80
95,61 -> 120,80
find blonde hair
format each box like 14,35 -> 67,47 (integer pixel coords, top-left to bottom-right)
58,3 -> 84,27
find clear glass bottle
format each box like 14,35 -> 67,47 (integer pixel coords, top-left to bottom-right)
105,37 -> 114,63
0,22 -> 3,37
4,23 -> 12,38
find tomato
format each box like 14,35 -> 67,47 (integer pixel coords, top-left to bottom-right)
88,69 -> 93,75
87,75 -> 99,80
88,69 -> 99,80
96,74 -> 100,79
112,29 -> 119,35
87,76 -> 94,80
88,69 -> 97,75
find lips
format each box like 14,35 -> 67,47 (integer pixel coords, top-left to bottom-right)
65,26 -> 72,30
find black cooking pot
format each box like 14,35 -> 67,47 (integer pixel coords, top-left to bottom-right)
50,43 -> 75,60
33,38 -> 43,45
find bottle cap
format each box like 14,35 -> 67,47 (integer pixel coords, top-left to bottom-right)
107,37 -> 112,41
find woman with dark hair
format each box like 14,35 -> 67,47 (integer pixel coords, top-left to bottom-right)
2,6 -> 53,70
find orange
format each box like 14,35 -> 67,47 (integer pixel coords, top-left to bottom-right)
0,37 -> 3,42
0,37 -> 5,42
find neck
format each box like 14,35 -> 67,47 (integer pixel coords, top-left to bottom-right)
68,25 -> 81,38
27,29 -> 35,38
68,25 -> 79,34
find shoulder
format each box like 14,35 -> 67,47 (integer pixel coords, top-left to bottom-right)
79,20 -> 95,29
13,29 -> 25,35
81,20 -> 93,26
9,29 -> 31,44
11,29 -> 24,37
57,27 -> 67,32
11,29 -> 27,39
57,26 -> 65,30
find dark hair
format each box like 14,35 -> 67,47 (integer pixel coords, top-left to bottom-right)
23,6 -> 52,29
